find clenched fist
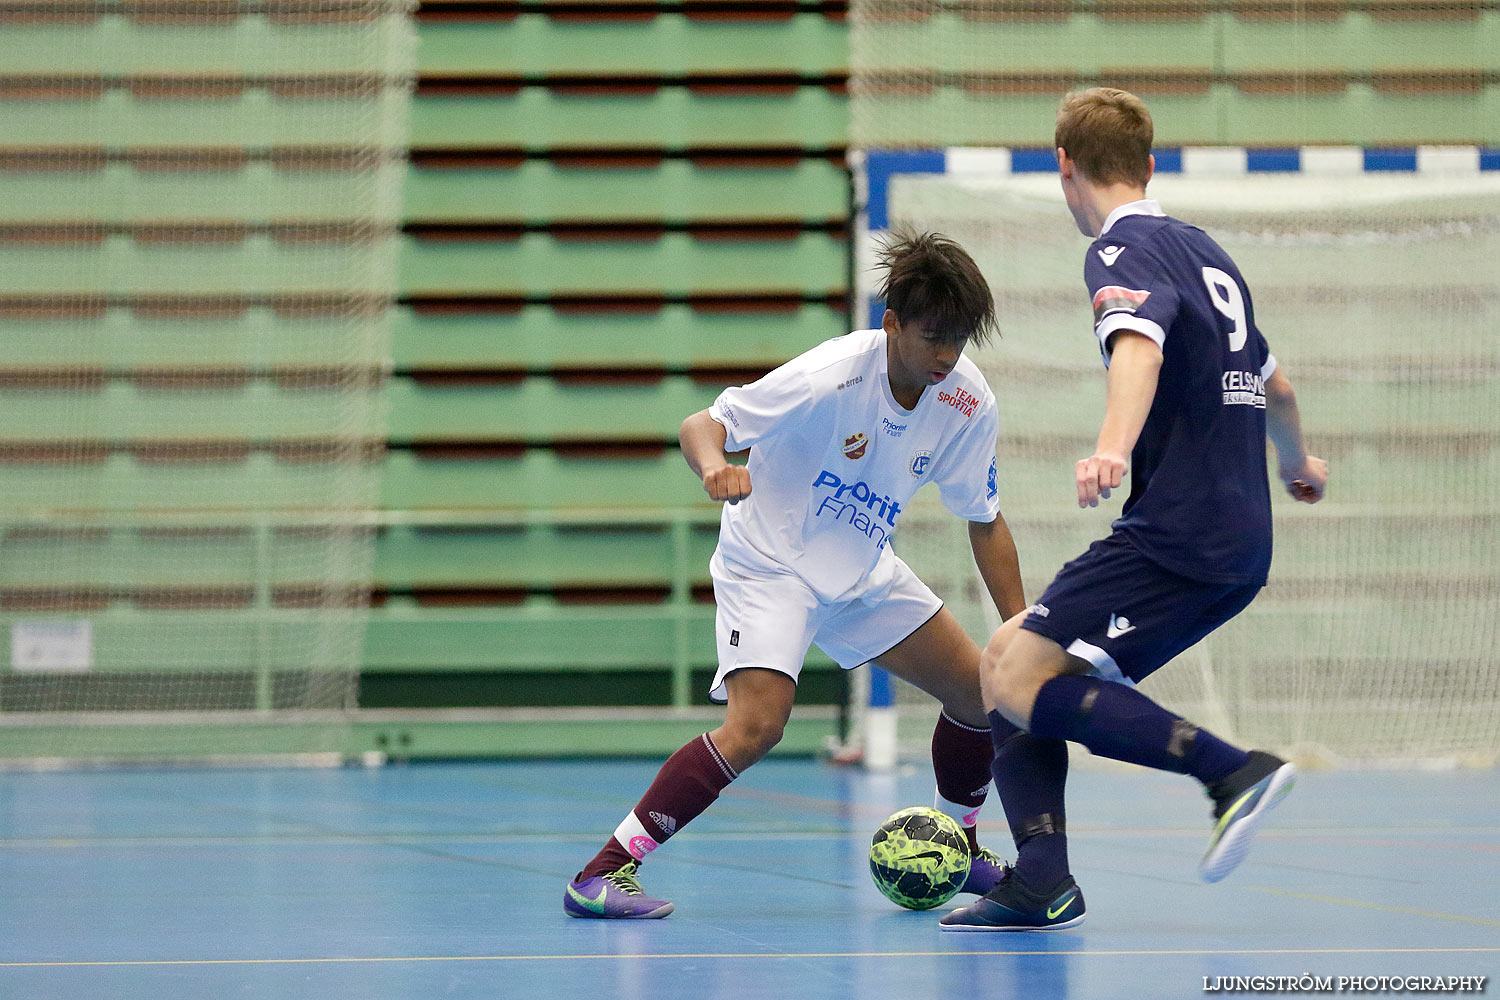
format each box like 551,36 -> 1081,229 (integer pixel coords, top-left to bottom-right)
702,464 -> 752,504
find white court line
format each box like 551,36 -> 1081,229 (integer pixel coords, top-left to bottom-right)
3,824 -> 1498,848
3,947 -> 1498,969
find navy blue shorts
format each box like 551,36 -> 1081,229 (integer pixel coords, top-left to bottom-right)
1020,532 -> 1263,685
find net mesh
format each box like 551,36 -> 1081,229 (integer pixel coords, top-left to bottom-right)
0,1 -> 415,759
852,0 -> 1498,767
850,1 -> 1493,150
883,167 -> 1500,767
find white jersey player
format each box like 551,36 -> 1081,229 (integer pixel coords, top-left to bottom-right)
705,326 -> 1003,701
565,232 -> 1028,920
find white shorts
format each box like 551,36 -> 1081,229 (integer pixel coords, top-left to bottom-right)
707,548 -> 943,703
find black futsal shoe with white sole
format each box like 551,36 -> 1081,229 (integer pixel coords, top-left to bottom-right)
939,868 -> 1085,931
1200,750 -> 1296,883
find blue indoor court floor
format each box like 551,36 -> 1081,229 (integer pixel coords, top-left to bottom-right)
0,758 -> 1495,1000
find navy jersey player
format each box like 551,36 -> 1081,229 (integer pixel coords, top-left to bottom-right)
942,88 -> 1328,932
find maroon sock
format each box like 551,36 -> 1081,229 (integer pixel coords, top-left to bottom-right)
930,711 -> 994,853
579,732 -> 740,880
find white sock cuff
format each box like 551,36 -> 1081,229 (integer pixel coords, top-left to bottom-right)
613,812 -> 660,860
934,791 -> 985,829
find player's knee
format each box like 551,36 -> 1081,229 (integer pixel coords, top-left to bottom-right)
978,635 -> 1005,682
982,637 -> 1026,692
720,714 -> 785,765
991,664 -> 1023,707
979,613 -> 1025,678
984,647 -> 1049,728
733,718 -> 785,763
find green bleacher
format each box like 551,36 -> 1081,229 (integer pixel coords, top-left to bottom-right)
853,2 -> 1499,145
369,1 -> 857,741
0,0 -> 1494,759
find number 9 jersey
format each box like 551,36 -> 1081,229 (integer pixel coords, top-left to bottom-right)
1083,199 -> 1277,586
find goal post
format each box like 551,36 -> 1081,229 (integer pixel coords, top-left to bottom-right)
853,145 -> 1500,768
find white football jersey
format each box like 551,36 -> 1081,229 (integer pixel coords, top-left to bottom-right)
708,328 -> 1000,603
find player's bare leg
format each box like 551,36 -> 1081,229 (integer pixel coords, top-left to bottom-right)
565,668 -> 794,919
871,608 -> 1008,895
981,626 -> 1082,727
873,609 -> 987,722
710,667 -> 797,772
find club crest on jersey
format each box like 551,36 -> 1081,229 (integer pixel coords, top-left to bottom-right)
1092,285 -> 1151,323
842,432 -> 868,460
910,451 -> 932,477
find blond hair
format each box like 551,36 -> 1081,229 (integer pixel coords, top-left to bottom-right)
1054,88 -> 1153,187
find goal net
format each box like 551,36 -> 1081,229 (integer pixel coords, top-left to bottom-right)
864,155 -> 1500,768
0,1 -> 415,761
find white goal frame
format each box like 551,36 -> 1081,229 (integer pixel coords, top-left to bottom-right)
847,143 -> 1500,770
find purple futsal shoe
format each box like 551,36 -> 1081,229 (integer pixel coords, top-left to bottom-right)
563,860 -> 674,919
958,845 -> 1009,896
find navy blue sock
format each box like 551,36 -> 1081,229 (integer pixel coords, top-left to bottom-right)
1028,675 -> 1248,784
987,710 -> 1071,889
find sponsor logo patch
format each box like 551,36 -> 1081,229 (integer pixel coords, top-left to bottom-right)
811,469 -> 901,549
936,386 -> 980,417
1221,369 -> 1267,408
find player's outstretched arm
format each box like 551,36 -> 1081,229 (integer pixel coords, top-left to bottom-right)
1077,331 -> 1162,508
967,514 -> 1028,621
679,409 -> 752,503
1264,367 -> 1327,503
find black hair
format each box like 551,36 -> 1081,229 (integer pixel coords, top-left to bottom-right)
874,230 -> 998,347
